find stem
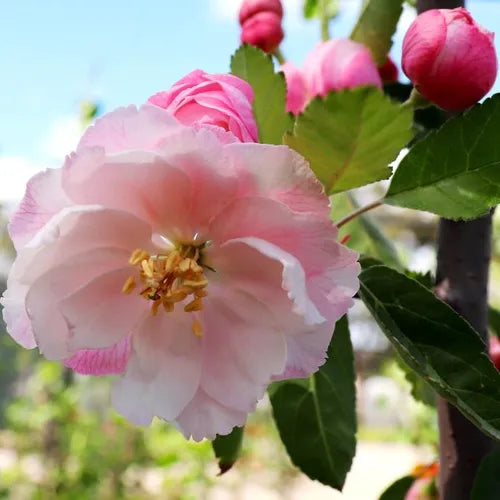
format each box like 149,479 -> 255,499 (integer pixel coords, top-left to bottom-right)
273,48 -> 286,65
318,0 -> 330,41
335,200 -> 383,228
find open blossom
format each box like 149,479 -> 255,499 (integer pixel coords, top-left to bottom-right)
303,39 -> 382,98
2,104 -> 359,440
402,8 -> 497,111
148,70 -> 258,143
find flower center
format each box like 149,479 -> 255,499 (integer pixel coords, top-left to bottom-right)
121,244 -> 209,336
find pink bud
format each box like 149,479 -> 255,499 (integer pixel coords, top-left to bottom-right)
303,39 -> 383,98
239,0 -> 283,25
241,11 -> 284,53
402,8 -> 497,111
378,57 -> 399,83
280,62 -> 308,115
490,336 -> 500,371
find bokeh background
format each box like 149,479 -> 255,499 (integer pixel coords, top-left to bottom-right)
1,1 -> 499,498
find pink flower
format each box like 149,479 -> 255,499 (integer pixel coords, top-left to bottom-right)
239,0 -> 283,25
303,39 -> 382,98
402,8 -> 497,111
280,62 -> 308,115
490,336 -> 500,370
148,70 -> 258,143
241,11 -> 284,53
378,57 -> 399,83
2,104 -> 359,440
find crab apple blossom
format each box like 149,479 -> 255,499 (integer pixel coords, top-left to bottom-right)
148,70 -> 258,143
402,8 -> 497,111
490,336 -> 500,370
239,0 -> 283,25
303,39 -> 383,98
1,103 -> 359,441
240,11 -> 284,53
280,61 -> 308,115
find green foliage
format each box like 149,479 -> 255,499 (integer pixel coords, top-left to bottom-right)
471,445 -> 500,500
212,426 -> 244,475
488,306 -> 500,338
303,0 -> 339,19
270,316 -> 356,490
285,87 -> 412,194
385,95 -> 500,220
230,44 -> 293,144
350,0 -> 404,65
378,475 -> 415,500
359,265 -> 500,440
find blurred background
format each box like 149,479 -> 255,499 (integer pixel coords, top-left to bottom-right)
1,1 -> 500,498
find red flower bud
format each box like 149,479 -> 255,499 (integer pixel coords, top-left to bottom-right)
239,0 -> 283,25
490,336 -> 500,371
378,57 -> 399,83
241,11 -> 284,53
402,8 -> 497,111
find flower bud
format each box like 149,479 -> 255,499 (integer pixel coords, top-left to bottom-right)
303,39 -> 382,98
490,336 -> 500,370
280,62 -> 308,115
241,11 -> 284,53
402,8 -> 497,111
239,0 -> 283,25
378,57 -> 399,83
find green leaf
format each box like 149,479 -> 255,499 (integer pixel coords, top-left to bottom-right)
488,307 -> 500,338
230,44 -> 293,144
285,87 -> 412,194
378,475 -> 415,500
359,265 -> 500,440
471,445 -> 500,500
212,426 -> 244,475
303,0 -> 339,19
270,315 -> 356,490
350,0 -> 404,65
385,95 -> 500,220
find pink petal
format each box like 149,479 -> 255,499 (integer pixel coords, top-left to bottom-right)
111,312 -> 202,425
64,335 -> 132,375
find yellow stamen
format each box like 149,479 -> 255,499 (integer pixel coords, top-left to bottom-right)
192,318 -> 203,337
183,279 -> 208,289
129,249 -> 150,266
151,300 -> 161,316
164,289 -> 188,303
195,289 -> 208,298
163,301 -> 175,313
141,259 -> 154,278
184,297 -> 203,312
121,276 -> 137,294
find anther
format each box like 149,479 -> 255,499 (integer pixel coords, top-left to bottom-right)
183,279 -> 208,289
184,297 -> 203,312
141,259 -> 154,278
121,276 -> 137,294
151,300 -> 161,316
192,318 -> 203,337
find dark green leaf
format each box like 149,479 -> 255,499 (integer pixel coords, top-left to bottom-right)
488,307 -> 500,338
385,95 -> 500,220
230,44 -> 293,144
212,426 -> 244,475
359,265 -> 500,440
350,0 -> 404,65
471,445 -> 500,500
270,315 -> 356,490
397,356 -> 435,407
378,475 -> 415,500
285,87 -> 412,194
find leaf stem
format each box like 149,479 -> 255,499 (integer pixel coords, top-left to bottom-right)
319,0 -> 331,41
336,199 -> 383,228
273,48 -> 286,65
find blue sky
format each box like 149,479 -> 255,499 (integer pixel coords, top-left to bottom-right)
1,0 -> 500,202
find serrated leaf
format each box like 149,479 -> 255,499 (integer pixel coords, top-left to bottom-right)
471,445 -> 500,500
378,475 -> 415,500
230,44 -> 293,144
285,87 -> 412,194
270,315 -> 356,490
212,426 -> 244,475
385,95 -> 500,220
359,265 -> 500,440
350,0 -> 404,65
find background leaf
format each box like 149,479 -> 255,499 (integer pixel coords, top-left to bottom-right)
385,95 -> 500,220
471,445 -> 500,500
350,0 -> 404,65
488,307 -> 500,338
378,475 -> 415,500
212,426 -> 244,475
285,87 -> 412,194
230,44 -> 293,144
303,0 -> 339,20
270,315 -> 356,490
359,265 -> 500,440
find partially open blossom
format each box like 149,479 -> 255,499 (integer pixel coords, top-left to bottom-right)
280,62 -> 308,115
239,0 -> 283,25
2,104 -> 359,440
490,336 -> 500,370
303,39 -> 383,98
378,57 -> 399,83
402,8 -> 497,111
148,70 -> 258,143
241,11 -> 284,53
